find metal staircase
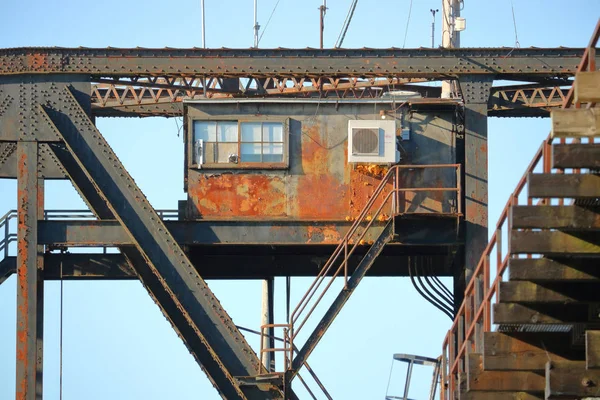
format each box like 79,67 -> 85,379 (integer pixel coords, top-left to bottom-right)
440,20 -> 600,400
258,164 -> 461,395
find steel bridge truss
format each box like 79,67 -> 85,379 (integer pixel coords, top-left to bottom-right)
0,45 -> 597,399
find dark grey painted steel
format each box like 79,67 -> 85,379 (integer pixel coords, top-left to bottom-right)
0,47 -> 590,77
457,76 -> 492,299
0,75 -> 90,142
0,252 -> 455,281
0,256 -> 16,285
40,86 -> 281,400
291,219 -> 394,375
15,141 -> 43,400
36,218 -> 459,246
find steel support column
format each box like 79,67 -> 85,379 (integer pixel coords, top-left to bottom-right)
457,76 -> 492,306
15,141 -> 43,400
261,277 -> 275,372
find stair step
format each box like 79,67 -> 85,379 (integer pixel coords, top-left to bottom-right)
460,393 -> 542,400
494,303 -> 593,325
510,205 -> 600,230
551,108 -> 600,138
483,332 -> 581,371
499,281 -> 600,304
587,331 -> 600,370
466,353 -> 544,393
545,361 -> 600,399
528,173 -> 600,198
509,258 -> 600,282
510,230 -> 600,256
574,71 -> 600,103
553,143 -> 600,169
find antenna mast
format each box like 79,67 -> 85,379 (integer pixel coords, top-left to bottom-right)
253,0 -> 260,47
441,0 -> 462,98
201,0 -> 206,48
319,0 -> 327,49
430,9 -> 439,48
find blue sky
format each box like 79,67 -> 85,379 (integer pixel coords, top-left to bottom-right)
0,1 -> 598,399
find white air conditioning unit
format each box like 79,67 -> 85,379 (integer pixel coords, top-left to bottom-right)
348,120 -> 400,163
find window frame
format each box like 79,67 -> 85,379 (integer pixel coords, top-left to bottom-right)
188,116 -> 289,170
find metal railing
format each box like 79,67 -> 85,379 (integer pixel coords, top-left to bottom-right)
0,208 -> 179,262
439,19 -> 600,400
258,163 -> 462,384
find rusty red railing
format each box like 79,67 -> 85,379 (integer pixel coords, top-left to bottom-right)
258,163 -> 462,390
440,19 -> 600,400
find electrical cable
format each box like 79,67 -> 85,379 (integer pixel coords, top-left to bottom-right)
425,258 -> 454,305
402,0 -> 413,49
416,273 -> 454,317
408,258 -> 454,319
409,260 -> 454,319
385,358 -> 395,397
258,0 -> 283,45
59,261 -> 64,400
286,276 -> 291,324
419,262 -> 454,312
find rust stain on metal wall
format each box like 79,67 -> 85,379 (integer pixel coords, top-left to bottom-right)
26,53 -> 49,72
187,121 -> 399,220
305,225 -> 342,243
189,173 -> 286,217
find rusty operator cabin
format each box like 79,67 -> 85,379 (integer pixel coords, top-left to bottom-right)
181,97 -> 463,278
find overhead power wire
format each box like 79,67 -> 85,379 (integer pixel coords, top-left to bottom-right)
402,0 -> 414,49
334,0 -> 358,48
510,0 -> 520,48
258,0 -> 283,45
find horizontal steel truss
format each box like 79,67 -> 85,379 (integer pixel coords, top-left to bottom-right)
1,47 -> 594,118
91,78 -> 572,118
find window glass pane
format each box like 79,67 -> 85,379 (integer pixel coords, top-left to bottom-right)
262,122 -> 283,143
241,122 -> 262,142
262,143 -> 283,162
217,122 -> 238,142
194,121 -> 216,142
216,143 -> 238,163
241,143 -> 262,162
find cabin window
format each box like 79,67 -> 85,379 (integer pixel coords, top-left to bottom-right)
192,119 -> 287,169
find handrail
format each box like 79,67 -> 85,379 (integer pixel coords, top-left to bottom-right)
0,208 -> 179,262
290,164 -> 461,346
439,18 -> 600,400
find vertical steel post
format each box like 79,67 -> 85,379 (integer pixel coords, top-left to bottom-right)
261,277 -> 275,372
319,1 -> 326,49
16,141 -> 43,400
456,76 -> 492,302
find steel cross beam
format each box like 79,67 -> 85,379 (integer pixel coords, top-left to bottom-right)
37,86 -> 285,399
0,47 -> 589,77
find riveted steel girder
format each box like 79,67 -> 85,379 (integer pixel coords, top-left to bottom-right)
0,47 -> 590,78
38,85 -> 285,400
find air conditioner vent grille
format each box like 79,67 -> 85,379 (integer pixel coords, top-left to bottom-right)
352,128 -> 379,155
